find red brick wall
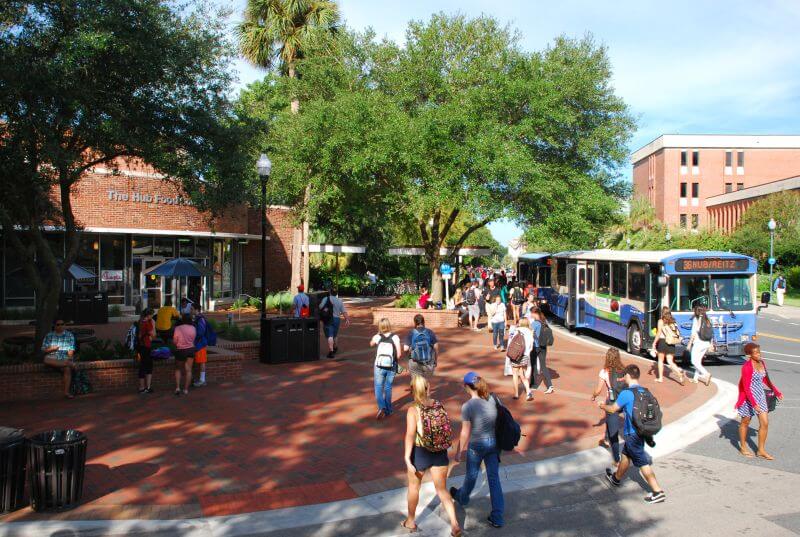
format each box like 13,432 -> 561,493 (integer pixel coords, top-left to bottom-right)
0,350 -> 243,402
242,207 -> 296,294
215,340 -> 260,360
371,307 -> 460,329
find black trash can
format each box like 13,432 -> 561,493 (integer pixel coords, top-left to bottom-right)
28,430 -> 87,512
260,317 -> 290,364
0,427 -> 27,514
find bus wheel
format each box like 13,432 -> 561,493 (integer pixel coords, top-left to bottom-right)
627,324 -> 643,355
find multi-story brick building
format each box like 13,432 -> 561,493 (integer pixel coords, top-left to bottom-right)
0,158 -> 298,311
632,134 -> 800,231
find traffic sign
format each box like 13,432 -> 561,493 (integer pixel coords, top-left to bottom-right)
439,263 -> 453,275
768,257 -> 776,266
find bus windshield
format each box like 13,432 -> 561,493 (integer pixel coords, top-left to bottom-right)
671,275 -> 753,312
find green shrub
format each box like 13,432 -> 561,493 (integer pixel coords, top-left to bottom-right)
109,305 -> 122,317
248,296 -> 262,308
240,326 -> 259,340
786,266 -> 800,290
395,294 -> 419,309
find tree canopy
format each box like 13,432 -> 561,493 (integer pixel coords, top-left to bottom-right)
729,191 -> 800,269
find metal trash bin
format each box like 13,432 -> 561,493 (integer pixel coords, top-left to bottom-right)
28,430 -> 88,512
0,427 -> 27,514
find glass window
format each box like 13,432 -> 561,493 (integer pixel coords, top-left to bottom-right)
612,263 -> 627,298
153,238 -> 174,257
579,269 -> 586,294
213,240 -> 234,298
4,240 -> 35,306
538,266 -> 551,288
628,264 -> 647,301
691,214 -> 699,229
680,182 -> 687,197
680,214 -> 687,228
691,182 -> 699,198
100,235 -> 125,303
711,276 -> 753,311
680,150 -> 687,166
586,264 -> 595,292
725,183 -> 733,193
737,151 -> 744,167
692,150 -> 699,166
556,259 -> 567,287
131,236 -> 153,256
597,262 -> 611,295
671,276 -> 710,312
737,183 -> 744,191
74,234 -> 99,292
195,239 -> 210,258
178,238 -> 194,257
725,150 -> 732,167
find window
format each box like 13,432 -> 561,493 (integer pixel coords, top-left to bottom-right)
195,239 -> 210,258
692,150 -> 699,166
212,239 -> 234,298
178,238 -> 194,257
597,262 -> 611,295
628,264 -> 647,301
100,235 -> 125,304
680,214 -> 687,228
611,262 -> 627,298
586,264 -> 595,292
131,236 -> 153,256
556,259 -> 567,287
680,150 -> 687,166
737,151 -> 744,167
691,182 -> 699,198
725,150 -> 732,167
671,276 -> 710,312
538,266 -> 551,288
153,238 -> 174,257
725,183 -> 733,193
691,214 -> 699,229
711,276 -> 753,311
680,182 -> 687,198
737,183 -> 744,191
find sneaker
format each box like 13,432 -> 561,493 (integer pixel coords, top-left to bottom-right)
449,486 -> 459,504
326,351 -> 335,359
544,386 -> 555,394
605,468 -> 621,487
644,491 -> 666,504
376,409 -> 385,420
333,346 -> 339,354
192,380 -> 207,387
525,391 -> 534,401
486,516 -> 503,528
146,387 -> 154,394
174,389 -> 181,397
138,388 -> 147,395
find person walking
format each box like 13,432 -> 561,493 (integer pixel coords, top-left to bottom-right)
136,309 -> 156,394
192,305 -> 210,387
403,314 -> 439,379
293,284 -> 310,317
319,289 -> 350,359
533,309 -> 555,394
687,305 -> 713,386
402,376 -> 462,536
507,318 -> 534,400
599,364 -> 666,504
591,348 -> 626,469
652,306 -> 684,384
172,313 -> 196,396
41,319 -> 77,399
773,275 -> 787,306
489,295 -> 507,351
450,372 -> 505,528
509,280 -> 524,323
155,298 -> 180,342
736,343 -> 782,460
483,279 -> 501,332
521,293 -> 536,321
370,318 -> 402,420
466,281 -> 480,331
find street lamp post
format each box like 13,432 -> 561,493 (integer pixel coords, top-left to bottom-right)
768,218 -> 776,292
257,154 -> 272,320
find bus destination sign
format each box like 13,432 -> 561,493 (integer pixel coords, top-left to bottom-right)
674,258 -> 750,272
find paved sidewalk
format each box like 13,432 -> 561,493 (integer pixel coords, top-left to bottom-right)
0,301 -> 715,526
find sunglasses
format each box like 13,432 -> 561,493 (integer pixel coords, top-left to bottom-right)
55,323 -> 65,326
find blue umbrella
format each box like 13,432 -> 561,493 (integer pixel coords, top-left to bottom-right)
144,258 -> 215,277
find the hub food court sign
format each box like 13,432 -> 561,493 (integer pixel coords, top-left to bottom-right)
107,189 -> 193,207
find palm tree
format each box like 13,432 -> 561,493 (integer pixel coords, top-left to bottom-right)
238,0 -> 340,290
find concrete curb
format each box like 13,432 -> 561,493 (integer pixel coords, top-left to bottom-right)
2,330 -> 739,537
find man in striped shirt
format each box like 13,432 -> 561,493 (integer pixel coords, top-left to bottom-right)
41,319 -> 77,399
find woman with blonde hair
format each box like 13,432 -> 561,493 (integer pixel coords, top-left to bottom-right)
370,318 -> 402,420
591,348 -> 626,468
507,317 -> 534,401
402,376 -> 461,536
652,306 -> 685,384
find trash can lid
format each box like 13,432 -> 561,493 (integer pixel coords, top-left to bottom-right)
0,427 -> 25,448
29,429 -> 86,446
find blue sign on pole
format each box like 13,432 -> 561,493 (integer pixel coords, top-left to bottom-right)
439,263 -> 453,275
768,257 -> 776,266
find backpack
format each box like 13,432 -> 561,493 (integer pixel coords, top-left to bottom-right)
410,328 -> 434,364
374,334 -> 397,370
506,332 -> 526,364
416,401 -> 452,452
195,316 -> 217,346
70,369 -> 92,396
300,304 -> 310,318
539,324 -> 554,347
319,296 -> 334,323
698,316 -> 713,342
151,346 -> 172,360
125,322 -> 139,351
607,369 -> 627,402
632,387 -> 663,437
663,323 -> 680,345
492,394 -> 522,451
205,319 -> 218,346
465,288 -> 477,305
510,286 -> 524,305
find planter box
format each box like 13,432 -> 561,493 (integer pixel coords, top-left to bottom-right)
215,339 -> 260,360
371,307 -> 460,329
0,346 -> 244,402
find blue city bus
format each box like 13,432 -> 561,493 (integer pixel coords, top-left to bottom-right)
516,252 -> 552,303
547,249 -> 758,358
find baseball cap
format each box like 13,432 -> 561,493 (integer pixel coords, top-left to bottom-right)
463,372 -> 480,386
297,284 -> 304,292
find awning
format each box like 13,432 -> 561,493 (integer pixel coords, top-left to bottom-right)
388,246 -> 493,256
304,244 -> 366,254
67,264 -> 97,281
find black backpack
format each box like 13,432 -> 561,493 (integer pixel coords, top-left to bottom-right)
492,394 -> 522,452
698,316 -> 713,342
319,296 -> 334,323
465,288 -> 477,305
539,324 -> 554,347
631,387 -> 662,437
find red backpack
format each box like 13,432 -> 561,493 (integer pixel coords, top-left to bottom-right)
416,400 -> 453,452
506,331 -> 526,364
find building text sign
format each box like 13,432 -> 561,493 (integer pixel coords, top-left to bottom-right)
101,270 -> 123,282
107,189 -> 193,207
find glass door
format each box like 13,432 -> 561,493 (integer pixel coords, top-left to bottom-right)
140,257 -> 166,310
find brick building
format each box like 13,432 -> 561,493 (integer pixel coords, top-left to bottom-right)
0,159 -> 298,311
632,134 -> 800,230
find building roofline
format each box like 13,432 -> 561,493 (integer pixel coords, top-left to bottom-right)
631,134 -> 800,164
706,174 -> 800,207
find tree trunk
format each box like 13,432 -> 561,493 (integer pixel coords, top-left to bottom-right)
290,227 -> 303,292
302,183 -> 311,288
429,263 -> 443,305
34,282 -> 62,352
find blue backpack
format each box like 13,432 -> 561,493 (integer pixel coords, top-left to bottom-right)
410,328 -> 434,364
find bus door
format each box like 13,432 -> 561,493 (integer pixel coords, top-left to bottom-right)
566,263 -> 587,328
577,263 -> 587,326
646,265 -> 664,340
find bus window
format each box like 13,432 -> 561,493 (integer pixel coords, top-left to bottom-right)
586,264 -> 595,292
556,260 -> 567,287
628,264 -> 647,301
672,276 -> 709,311
711,276 -> 753,311
538,267 -> 551,288
597,262 -> 610,294
612,262 -> 627,298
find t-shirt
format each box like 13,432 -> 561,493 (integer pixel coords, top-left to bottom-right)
41,330 -> 75,360
484,287 -> 501,303
615,384 -> 645,436
418,293 -> 431,309
293,293 -> 310,317
155,306 -> 180,331
404,327 -> 438,348
530,319 -> 542,348
320,295 -> 346,318
490,304 -> 506,324
173,324 -> 197,350
461,397 -> 498,442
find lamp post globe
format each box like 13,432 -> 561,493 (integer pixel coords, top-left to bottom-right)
257,154 -> 271,320
665,231 -> 672,242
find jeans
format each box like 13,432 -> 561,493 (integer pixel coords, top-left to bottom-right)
453,437 -> 504,526
373,366 -> 396,414
535,346 -> 553,389
492,322 -> 505,347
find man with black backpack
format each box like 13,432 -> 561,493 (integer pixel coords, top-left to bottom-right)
319,288 -> 350,359
465,280 -> 480,331
598,364 -> 666,504
403,314 -> 439,379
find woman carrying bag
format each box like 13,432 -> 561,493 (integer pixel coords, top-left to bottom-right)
370,318 -> 402,420
736,343 -> 782,460
687,305 -> 713,386
652,306 -> 685,384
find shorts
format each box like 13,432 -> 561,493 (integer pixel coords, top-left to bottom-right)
468,304 -> 480,320
174,347 -> 196,364
656,339 -> 676,355
323,317 -> 341,338
194,347 -> 207,364
410,445 -> 449,472
622,433 -> 652,468
408,360 -> 436,379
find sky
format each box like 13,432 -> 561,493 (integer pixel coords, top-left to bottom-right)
220,0 -> 800,246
